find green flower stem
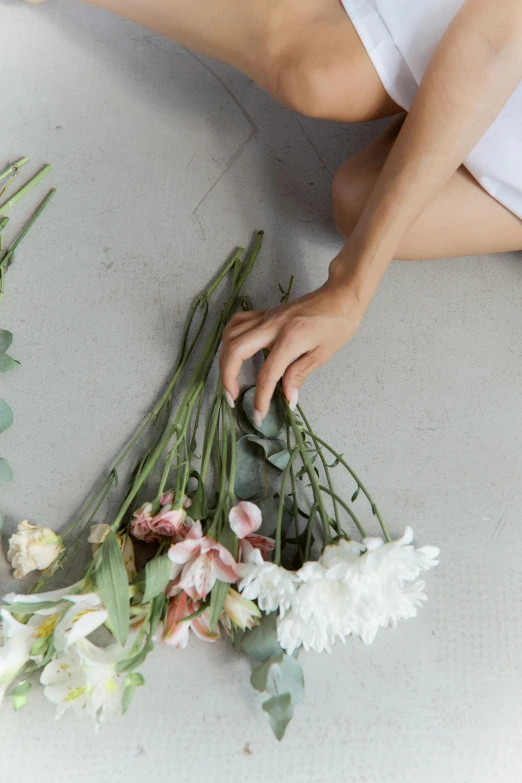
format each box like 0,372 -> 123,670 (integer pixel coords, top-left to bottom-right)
156,434 -> 180,502
0,188 -> 56,272
0,164 -> 52,216
0,158 -> 29,182
214,399 -> 229,522
275,447 -> 299,565
286,424 -> 300,538
200,395 -> 221,482
304,503 -> 318,561
300,430 -> 390,542
296,404 -> 341,534
286,405 -> 330,545
226,402 -> 237,505
318,486 -> 367,539
0,216 -> 9,232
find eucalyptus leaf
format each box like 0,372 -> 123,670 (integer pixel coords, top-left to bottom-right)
267,449 -> 291,471
0,330 -> 12,354
266,654 -> 305,706
0,355 -> 19,373
0,459 -> 13,482
0,400 -> 14,433
235,436 -> 267,500
242,387 -> 286,438
250,656 -> 276,692
255,495 -> 294,537
242,613 -> 281,662
262,693 -> 293,741
95,530 -> 129,646
142,554 -> 171,604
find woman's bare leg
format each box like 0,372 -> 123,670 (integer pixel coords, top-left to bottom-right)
82,0 -> 401,121
333,116 -> 522,259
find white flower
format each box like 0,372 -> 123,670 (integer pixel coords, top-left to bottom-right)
277,529 -> 440,654
53,594 -> 109,652
7,520 -> 63,579
88,523 -> 111,545
223,587 -> 261,631
40,638 -> 130,723
237,549 -> 299,614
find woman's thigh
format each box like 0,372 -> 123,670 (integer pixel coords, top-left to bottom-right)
332,118 -> 522,259
82,0 -> 401,122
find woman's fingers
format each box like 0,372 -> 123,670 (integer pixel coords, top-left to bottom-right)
220,322 -> 275,401
281,349 -> 324,408
253,336 -> 306,421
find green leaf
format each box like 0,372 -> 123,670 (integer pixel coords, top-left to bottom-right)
0,400 -> 14,433
29,636 -> 50,658
242,613 -> 282,662
235,436 -> 267,500
0,355 -> 19,373
142,554 -> 171,604
0,330 -> 12,354
262,693 -> 293,741
250,655 -> 280,692
115,637 -> 154,674
0,600 -> 60,613
95,530 -> 130,646
256,495 -> 294,538
242,387 -> 286,438
351,486 -> 360,503
266,654 -> 305,706
187,470 -> 207,520
122,672 -> 145,714
149,592 -> 167,636
10,680 -> 31,711
267,449 -> 290,471
208,580 -> 230,631
0,459 -> 14,482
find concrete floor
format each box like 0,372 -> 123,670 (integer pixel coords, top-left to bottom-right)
1,1 -> 522,781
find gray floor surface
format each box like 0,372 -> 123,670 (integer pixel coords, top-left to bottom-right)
1,2 -> 521,781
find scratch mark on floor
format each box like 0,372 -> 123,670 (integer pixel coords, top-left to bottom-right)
185,50 -> 259,240
294,116 -> 333,177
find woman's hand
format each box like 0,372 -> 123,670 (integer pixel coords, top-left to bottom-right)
219,266 -> 365,423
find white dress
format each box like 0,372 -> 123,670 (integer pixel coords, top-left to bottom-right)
341,0 -> 522,221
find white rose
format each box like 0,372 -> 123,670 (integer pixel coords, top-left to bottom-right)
7,520 -> 63,580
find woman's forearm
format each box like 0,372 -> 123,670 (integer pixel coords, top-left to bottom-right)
332,0 -> 522,306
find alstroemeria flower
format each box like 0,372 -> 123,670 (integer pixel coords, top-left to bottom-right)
223,587 -> 261,631
162,592 -> 219,649
40,638 -> 131,723
237,549 -> 299,614
168,526 -> 238,600
239,534 -> 275,563
53,594 -> 109,652
7,520 -> 63,579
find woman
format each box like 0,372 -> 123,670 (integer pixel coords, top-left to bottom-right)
30,0 -> 522,423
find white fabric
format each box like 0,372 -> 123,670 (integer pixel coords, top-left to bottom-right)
342,0 -> 522,221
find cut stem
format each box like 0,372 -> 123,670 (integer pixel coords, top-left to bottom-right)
0,164 -> 52,216
0,188 -> 57,272
0,158 -> 29,183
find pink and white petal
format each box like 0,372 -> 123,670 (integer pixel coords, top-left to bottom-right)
191,612 -> 220,643
229,501 -> 262,538
168,537 -> 201,565
210,551 -> 238,584
212,542 -> 238,568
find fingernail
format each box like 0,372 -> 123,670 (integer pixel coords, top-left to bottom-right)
224,390 -> 235,409
288,389 -> 299,411
253,408 -> 263,428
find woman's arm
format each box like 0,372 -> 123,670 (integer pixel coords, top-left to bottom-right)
220,0 -> 522,420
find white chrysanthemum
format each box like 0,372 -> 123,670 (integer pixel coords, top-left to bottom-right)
237,549 -> 299,614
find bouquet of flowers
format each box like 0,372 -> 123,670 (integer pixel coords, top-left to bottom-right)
0,231 -> 439,740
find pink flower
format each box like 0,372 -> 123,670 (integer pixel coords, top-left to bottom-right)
229,501 -> 262,538
168,527 -> 238,600
149,508 -> 187,538
160,491 -> 192,510
239,534 -> 275,563
162,592 -> 219,649
130,503 -> 158,543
